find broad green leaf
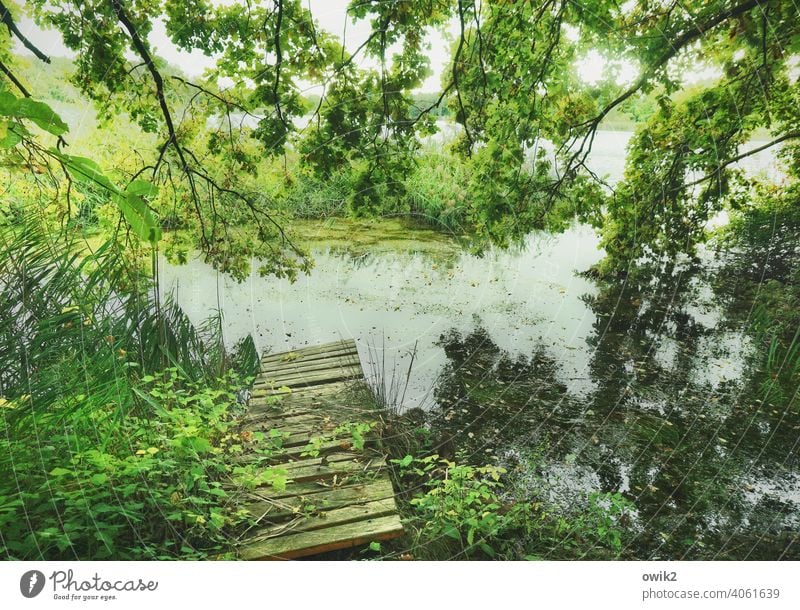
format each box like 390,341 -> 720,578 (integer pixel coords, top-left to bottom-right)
0,92 -> 68,136
90,473 -> 109,485
180,435 -> 211,454
125,179 -> 159,198
51,151 -> 118,193
49,467 -> 71,477
15,98 -> 69,136
116,192 -> 162,244
479,543 -> 496,558
0,92 -> 17,115
0,121 -> 21,148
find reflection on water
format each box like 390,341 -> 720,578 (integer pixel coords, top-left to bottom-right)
161,223 -> 603,407
430,257 -> 798,559
160,221 -> 798,559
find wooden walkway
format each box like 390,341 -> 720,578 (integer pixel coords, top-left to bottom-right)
236,339 -> 404,560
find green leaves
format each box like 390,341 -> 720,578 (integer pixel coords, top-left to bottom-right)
125,179 -> 159,198
48,150 -> 162,244
0,85 -> 162,247
119,192 -> 162,244
0,121 -> 23,149
0,92 -> 69,136
90,473 -> 109,485
397,454 -> 414,468
52,152 -> 116,191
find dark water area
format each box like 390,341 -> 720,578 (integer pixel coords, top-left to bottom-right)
429,261 -> 799,560
161,221 -> 799,560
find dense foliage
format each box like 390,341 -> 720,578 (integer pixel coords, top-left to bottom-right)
1,0 -> 798,560
0,0 -> 795,274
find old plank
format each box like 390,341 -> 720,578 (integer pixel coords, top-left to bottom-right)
256,363 -> 362,387
239,514 -> 404,560
235,437 -> 378,465
258,354 -> 362,379
243,478 -> 395,522
247,497 -> 398,543
260,340 -> 357,364
249,460 -> 387,498
250,380 -> 357,400
277,456 -> 387,484
242,403 -> 383,430
255,366 -> 364,389
260,347 -> 360,370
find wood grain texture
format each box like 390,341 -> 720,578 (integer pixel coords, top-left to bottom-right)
236,339 -> 404,560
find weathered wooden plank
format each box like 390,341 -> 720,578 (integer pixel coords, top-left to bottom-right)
261,349 -> 360,369
242,403 -> 383,429
261,347 -> 360,370
244,478 -> 356,500
261,349 -> 360,370
250,380 -> 357,400
248,498 -> 398,543
256,366 -> 364,390
248,462 -> 387,500
244,418 -> 352,439
260,340 -> 357,364
237,430 -> 329,449
242,418 -> 341,438
243,411 -> 334,429
277,455 -> 387,484
262,338 -> 356,358
239,514 -> 404,560
236,437 -> 379,465
256,362 -> 362,387
233,452 -> 382,476
279,451 -> 364,468
243,478 -> 395,522
259,354 -> 362,378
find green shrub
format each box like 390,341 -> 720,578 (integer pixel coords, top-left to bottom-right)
389,454 -> 637,560
0,369 -> 250,559
0,217 -> 259,559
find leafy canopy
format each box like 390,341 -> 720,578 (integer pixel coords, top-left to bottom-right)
1,0 -> 798,274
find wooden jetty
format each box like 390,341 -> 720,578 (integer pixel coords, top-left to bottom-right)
236,338 -> 404,560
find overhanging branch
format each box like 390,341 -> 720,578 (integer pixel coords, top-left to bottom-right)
0,0 -> 50,63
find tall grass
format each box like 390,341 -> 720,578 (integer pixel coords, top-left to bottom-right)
0,216 -> 258,559
402,151 -> 470,233
362,339 -> 421,416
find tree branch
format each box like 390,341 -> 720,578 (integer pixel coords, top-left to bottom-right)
0,59 -> 30,96
684,130 -> 800,190
556,0 -> 766,194
0,0 -> 50,63
452,0 -> 473,153
272,0 -> 285,129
